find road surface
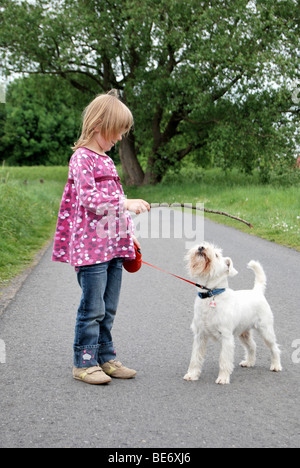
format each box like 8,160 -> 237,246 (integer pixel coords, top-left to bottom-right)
0,210 -> 299,448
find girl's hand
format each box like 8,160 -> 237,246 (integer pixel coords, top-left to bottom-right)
125,199 -> 150,215
131,235 -> 141,250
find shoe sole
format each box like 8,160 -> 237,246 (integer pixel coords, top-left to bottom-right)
105,372 -> 137,379
73,376 -> 112,385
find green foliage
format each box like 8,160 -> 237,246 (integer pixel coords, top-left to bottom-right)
0,0 -> 299,181
0,75 -> 83,165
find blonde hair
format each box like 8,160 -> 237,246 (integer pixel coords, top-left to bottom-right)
72,90 -> 134,151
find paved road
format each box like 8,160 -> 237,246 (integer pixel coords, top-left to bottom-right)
0,210 -> 299,448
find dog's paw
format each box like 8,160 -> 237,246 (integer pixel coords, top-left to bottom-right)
183,372 -> 199,381
239,360 -> 255,368
270,363 -> 282,372
216,375 -> 230,385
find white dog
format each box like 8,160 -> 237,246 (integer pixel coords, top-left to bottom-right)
184,243 -> 282,385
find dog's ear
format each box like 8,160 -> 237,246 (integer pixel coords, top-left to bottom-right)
225,257 -> 238,277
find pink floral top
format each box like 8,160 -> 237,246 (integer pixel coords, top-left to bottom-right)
52,147 -> 135,266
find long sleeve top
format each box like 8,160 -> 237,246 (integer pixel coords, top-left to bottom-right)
52,147 -> 135,266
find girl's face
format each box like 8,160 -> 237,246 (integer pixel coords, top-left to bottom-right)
94,131 -> 123,153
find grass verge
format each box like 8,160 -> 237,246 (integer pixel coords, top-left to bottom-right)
0,166 -> 68,287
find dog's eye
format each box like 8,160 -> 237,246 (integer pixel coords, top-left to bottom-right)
216,254 -> 219,258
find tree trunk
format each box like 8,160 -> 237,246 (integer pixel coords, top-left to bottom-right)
143,154 -> 163,185
119,132 -> 144,186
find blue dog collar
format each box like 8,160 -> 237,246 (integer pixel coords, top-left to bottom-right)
198,288 -> 226,299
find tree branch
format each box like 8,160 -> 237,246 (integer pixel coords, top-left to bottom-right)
212,74 -> 243,102
151,203 -> 253,229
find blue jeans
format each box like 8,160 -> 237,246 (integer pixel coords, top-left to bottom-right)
74,258 -> 123,368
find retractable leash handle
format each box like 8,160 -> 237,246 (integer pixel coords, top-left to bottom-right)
123,245 -> 142,273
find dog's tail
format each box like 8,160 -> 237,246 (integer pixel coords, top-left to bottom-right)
248,260 -> 267,294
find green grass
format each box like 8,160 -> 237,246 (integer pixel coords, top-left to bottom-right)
0,165 -> 299,289
124,168 -> 300,252
0,166 -> 68,287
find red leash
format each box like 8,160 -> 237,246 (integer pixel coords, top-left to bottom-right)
141,260 -> 208,291
124,244 -> 209,291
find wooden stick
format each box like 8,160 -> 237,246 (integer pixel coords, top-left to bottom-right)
150,203 -> 254,229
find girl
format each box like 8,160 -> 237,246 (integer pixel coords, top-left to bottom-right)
52,90 -> 150,385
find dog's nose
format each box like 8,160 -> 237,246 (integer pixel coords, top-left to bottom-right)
198,246 -> 205,254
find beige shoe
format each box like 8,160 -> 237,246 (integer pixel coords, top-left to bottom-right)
100,360 -> 137,379
73,365 -> 112,385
